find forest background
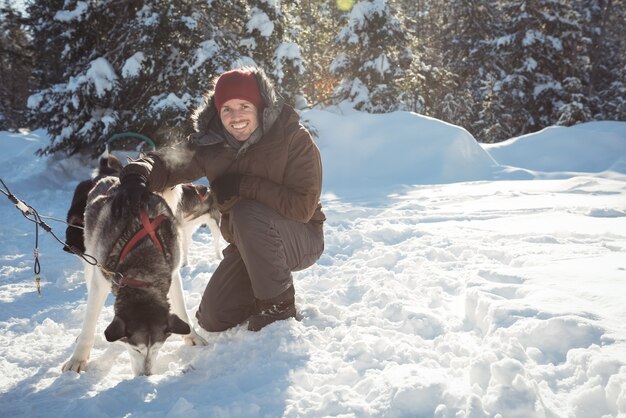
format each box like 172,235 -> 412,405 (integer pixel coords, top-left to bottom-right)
0,0 -> 624,156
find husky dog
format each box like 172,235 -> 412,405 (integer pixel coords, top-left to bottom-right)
62,177 -> 207,376
178,183 -> 222,264
64,153 -> 124,255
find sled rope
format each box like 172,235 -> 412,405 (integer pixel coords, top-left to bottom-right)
0,178 -> 99,297
1,178 -> 162,295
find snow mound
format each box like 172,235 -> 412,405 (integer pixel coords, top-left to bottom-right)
302,107 -> 499,199
483,121 -> 626,173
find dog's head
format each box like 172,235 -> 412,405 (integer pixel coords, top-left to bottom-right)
179,184 -> 217,222
104,303 -> 190,376
96,153 -> 124,177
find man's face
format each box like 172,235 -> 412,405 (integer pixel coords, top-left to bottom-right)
220,98 -> 260,142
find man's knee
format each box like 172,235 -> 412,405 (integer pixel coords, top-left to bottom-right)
196,305 -> 237,332
230,199 -> 263,226
195,287 -> 255,332
230,199 -> 274,243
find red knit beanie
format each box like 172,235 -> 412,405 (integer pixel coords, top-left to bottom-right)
214,69 -> 264,112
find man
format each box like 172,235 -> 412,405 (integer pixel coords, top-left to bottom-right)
112,67 -> 325,332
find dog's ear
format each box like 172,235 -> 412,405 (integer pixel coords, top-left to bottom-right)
167,314 -> 191,335
104,316 -> 127,342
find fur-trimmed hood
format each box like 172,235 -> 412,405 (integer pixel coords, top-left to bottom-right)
189,67 -> 285,147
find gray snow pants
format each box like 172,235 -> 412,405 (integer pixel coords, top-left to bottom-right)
195,199 -> 324,332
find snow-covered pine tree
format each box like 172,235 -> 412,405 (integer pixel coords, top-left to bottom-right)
240,0 -> 305,107
387,0 -> 432,114
438,0 -> 500,138
531,1 -> 585,127
121,1 -> 221,141
27,0 -> 222,156
0,3 -> 33,130
206,0 -> 249,71
581,0 -> 626,122
556,77 -> 592,126
25,0 -> 67,89
285,0 -> 342,108
479,0 -> 582,141
330,0 -> 411,113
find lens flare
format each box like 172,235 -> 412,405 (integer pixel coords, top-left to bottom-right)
336,0 -> 354,12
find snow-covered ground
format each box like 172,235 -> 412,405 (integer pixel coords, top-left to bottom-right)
0,109 -> 625,417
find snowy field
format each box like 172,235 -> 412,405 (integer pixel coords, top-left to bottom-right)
0,109 -> 625,418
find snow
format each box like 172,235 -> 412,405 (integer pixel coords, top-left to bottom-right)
1,110 -> 626,418
121,52 -> 145,79
349,0 -> 387,30
302,104 -> 498,199
85,57 -> 118,98
523,57 -> 538,72
274,42 -> 304,81
364,54 -> 391,77
190,40 -> 219,73
534,81 -> 562,97
483,121 -> 626,173
54,1 -> 88,22
150,93 -> 192,112
247,7 -> 274,37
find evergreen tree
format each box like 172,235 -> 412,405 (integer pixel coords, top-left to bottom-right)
285,0 -> 342,108
27,0 -> 223,156
391,0 -> 441,115
240,0 -> 305,107
479,0 -> 583,141
200,0 -> 248,72
14,0 -> 625,153
556,76 -> 592,126
581,0 -> 626,121
0,3 -> 33,130
438,0 -> 500,138
26,0 -> 67,88
330,0 -> 412,113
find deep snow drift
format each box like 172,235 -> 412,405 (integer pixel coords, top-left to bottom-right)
1,109 -> 625,418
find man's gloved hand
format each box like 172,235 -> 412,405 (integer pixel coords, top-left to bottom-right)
211,174 -> 241,204
111,173 -> 150,218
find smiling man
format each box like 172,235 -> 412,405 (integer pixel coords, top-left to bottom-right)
113,67 -> 326,333
214,71 -> 263,142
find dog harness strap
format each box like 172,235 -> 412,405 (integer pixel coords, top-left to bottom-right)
118,208 -> 167,263
119,275 -> 154,288
140,208 -> 165,254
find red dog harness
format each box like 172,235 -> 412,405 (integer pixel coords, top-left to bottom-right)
119,208 -> 167,264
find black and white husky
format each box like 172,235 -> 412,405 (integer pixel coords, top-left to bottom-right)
178,183 -> 222,264
62,177 -> 211,376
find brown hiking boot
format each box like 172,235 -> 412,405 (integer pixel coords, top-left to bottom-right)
247,285 -> 296,331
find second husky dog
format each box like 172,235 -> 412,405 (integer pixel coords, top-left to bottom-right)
64,153 -> 124,255
178,183 -> 222,264
62,177 -> 207,376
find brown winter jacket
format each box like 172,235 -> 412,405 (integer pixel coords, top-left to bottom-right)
121,69 -> 325,244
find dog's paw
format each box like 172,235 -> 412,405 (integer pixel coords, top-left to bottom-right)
183,330 -> 207,346
62,357 -> 88,373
